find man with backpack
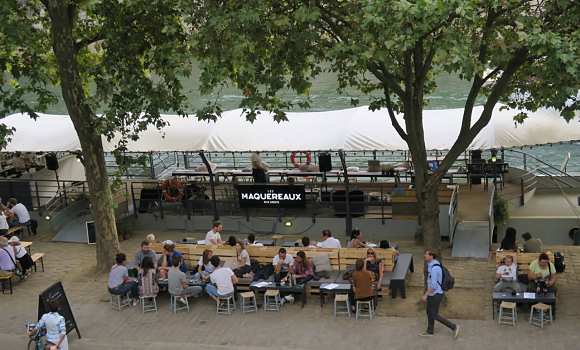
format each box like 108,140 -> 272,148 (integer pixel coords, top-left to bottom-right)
420,249 -> 460,338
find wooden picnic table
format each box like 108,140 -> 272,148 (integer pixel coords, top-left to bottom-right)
21,241 -> 32,254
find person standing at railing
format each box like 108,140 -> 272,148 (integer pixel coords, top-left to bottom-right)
251,152 -> 269,183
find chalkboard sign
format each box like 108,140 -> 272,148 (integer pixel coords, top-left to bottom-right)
38,282 -> 81,339
86,221 -> 96,244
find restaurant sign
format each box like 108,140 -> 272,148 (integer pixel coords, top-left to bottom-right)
236,184 -> 306,208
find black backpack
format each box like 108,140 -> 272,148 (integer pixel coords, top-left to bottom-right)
554,252 -> 566,273
433,263 -> 455,291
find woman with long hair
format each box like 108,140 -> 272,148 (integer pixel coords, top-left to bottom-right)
347,229 -> 367,248
364,248 -> 384,291
138,256 -> 159,297
195,249 -> 214,281
291,251 -> 314,284
233,241 -> 252,278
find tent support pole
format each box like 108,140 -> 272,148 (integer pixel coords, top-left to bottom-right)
199,151 -> 219,221
338,150 -> 352,237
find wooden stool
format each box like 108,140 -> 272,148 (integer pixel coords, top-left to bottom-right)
334,294 -> 350,318
217,293 -> 236,315
356,300 -> 374,320
110,293 -> 131,311
31,253 -> 45,272
498,301 -> 517,326
239,291 -> 257,313
264,289 -> 281,312
529,303 -> 553,328
170,294 -> 190,313
140,295 -> 158,313
0,273 -> 14,295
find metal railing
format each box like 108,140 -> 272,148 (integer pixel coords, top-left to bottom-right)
104,150 -> 471,179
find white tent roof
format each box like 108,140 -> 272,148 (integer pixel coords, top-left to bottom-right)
2,105 -> 579,152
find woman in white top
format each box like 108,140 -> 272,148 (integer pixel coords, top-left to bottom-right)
0,212 -> 8,236
233,241 -> 252,278
8,236 -> 33,274
494,255 -> 525,292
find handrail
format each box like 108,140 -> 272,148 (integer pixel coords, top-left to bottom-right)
505,148 -> 580,184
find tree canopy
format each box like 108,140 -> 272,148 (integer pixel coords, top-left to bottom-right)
195,0 -> 580,246
0,0 -> 196,269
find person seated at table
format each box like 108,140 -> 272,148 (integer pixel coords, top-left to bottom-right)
138,256 -> 159,298
528,252 -> 557,293
233,240 -> 252,278
0,209 -> 8,237
159,240 -> 186,278
347,229 -> 367,248
500,227 -> 517,251
195,249 -> 215,282
301,236 -> 316,248
379,240 -> 400,254
169,256 -> 203,304
247,233 -> 263,246
206,255 -> 238,302
364,248 -> 384,291
8,236 -> 33,276
251,152 -> 269,183
272,248 -> 294,283
134,240 -> 157,268
108,253 -> 139,306
226,235 -> 238,247
291,251 -> 314,284
522,232 -> 543,253
350,258 -> 375,312
7,198 -> 31,228
316,229 -> 341,248
0,236 -> 16,272
205,221 -> 224,245
494,255 -> 525,292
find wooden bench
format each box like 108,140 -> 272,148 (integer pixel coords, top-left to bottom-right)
0,272 -> 14,294
4,225 -> 25,237
31,253 -> 45,272
495,251 -> 554,275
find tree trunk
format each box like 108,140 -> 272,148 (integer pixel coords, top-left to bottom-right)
416,179 -> 441,250
46,1 -> 120,272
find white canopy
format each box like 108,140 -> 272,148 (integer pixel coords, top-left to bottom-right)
2,105 -> 579,152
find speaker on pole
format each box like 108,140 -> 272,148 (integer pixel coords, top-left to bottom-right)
318,152 -> 332,172
45,153 -> 59,171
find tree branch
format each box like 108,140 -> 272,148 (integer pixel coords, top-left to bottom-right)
384,87 -> 408,142
435,49 -> 529,181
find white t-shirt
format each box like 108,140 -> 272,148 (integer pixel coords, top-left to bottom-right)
0,214 -> 8,230
197,256 -> 215,273
210,267 -> 235,295
205,230 -> 221,245
272,254 -> 293,267
316,237 -> 342,249
496,264 -> 517,281
13,245 -> 27,259
238,249 -> 251,266
11,203 -> 30,224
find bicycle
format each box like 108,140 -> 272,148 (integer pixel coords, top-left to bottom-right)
25,322 -> 46,350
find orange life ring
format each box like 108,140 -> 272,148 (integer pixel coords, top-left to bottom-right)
290,151 -> 312,169
160,178 -> 185,202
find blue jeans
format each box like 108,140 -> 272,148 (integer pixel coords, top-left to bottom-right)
205,284 -> 219,298
109,281 -> 139,299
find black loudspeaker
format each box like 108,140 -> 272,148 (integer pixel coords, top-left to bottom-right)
318,152 -> 332,172
45,153 -> 59,171
471,150 -> 482,162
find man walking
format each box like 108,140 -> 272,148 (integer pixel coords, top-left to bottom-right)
420,249 -> 460,338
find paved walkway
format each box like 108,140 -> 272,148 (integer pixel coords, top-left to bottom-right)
2,231 -> 580,349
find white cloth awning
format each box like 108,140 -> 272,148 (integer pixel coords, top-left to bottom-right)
2,105 -> 579,152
